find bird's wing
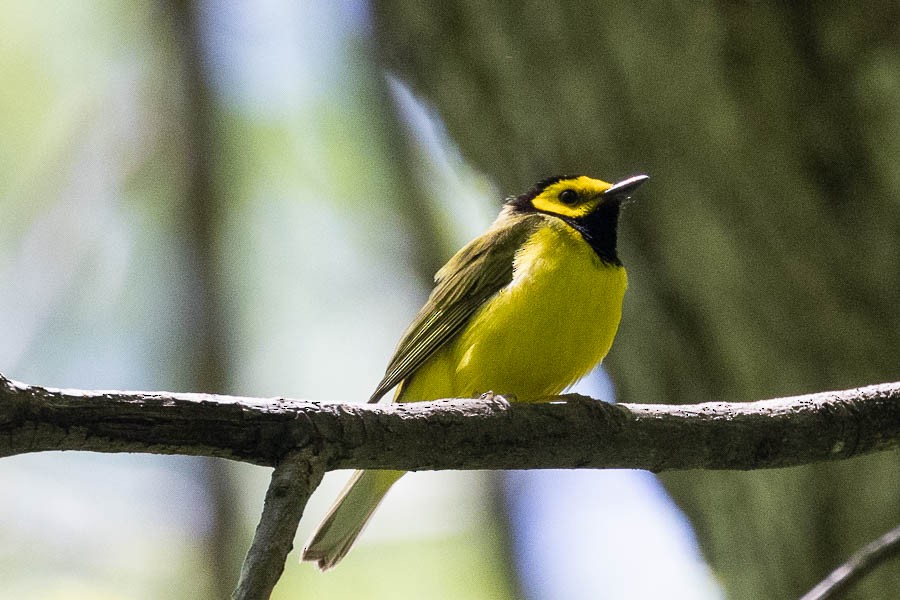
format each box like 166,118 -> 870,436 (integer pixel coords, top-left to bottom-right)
368,211 -> 540,403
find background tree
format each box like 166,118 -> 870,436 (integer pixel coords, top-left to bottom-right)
1,2 -> 898,599
371,2 -> 900,598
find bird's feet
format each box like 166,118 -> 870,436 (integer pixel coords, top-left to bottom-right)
477,390 -> 514,407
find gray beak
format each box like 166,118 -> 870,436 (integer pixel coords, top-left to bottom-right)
603,174 -> 650,199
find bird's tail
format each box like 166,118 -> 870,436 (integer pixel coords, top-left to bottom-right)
302,469 -> 404,570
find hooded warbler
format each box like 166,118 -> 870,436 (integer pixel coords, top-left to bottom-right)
302,173 -> 648,570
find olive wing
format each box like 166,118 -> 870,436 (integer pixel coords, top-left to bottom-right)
369,212 -> 540,403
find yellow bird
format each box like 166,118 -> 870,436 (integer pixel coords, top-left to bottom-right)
302,173 -> 648,570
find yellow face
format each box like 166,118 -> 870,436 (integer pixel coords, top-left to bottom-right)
529,176 -> 614,218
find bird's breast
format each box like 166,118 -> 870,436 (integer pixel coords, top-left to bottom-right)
450,220 -> 628,401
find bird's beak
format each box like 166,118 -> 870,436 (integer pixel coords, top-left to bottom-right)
603,174 -> 649,200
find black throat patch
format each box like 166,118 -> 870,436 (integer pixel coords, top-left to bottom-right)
561,201 -> 622,265
505,176 -> 623,265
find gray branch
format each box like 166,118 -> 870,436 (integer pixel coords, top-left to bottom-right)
232,449 -> 325,600
1,373 -> 898,472
799,522 -> 900,600
3,372 -> 900,599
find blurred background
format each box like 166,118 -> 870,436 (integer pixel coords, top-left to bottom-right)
1,2 -> 898,598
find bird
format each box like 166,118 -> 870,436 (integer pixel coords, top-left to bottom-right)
302,173 -> 649,570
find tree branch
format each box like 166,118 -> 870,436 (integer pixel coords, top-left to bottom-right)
2,373 -> 898,472
799,522 -> 900,600
232,449 -> 325,600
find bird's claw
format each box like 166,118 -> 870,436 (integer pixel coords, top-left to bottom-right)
478,390 -> 514,406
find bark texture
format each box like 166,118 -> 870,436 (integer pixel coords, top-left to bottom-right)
2,374 -> 897,472
232,450 -> 325,600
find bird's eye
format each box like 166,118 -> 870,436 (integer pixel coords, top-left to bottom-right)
558,189 -> 578,205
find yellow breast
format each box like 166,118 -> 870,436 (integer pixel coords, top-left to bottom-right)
398,218 -> 627,403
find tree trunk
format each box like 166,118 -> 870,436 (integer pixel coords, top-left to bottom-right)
370,3 -> 900,597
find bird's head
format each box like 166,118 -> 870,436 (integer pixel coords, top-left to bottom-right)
507,174 -> 649,264
510,174 -> 649,218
